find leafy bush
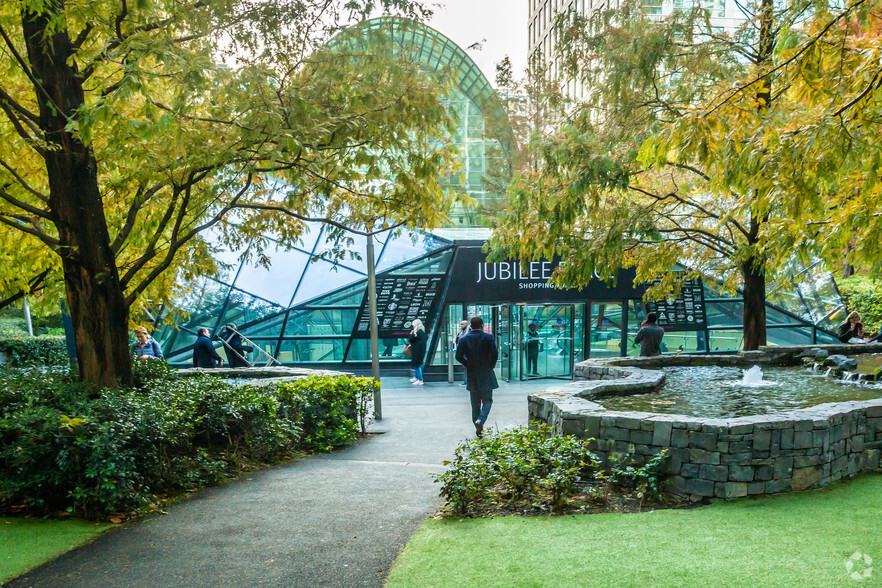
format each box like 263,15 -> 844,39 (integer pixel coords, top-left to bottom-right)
0,334 -> 68,367
275,375 -> 376,452
602,450 -> 670,503
434,425 -> 600,515
0,367 -> 374,519
839,276 -> 882,333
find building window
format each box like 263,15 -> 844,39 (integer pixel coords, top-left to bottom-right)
644,0 -> 663,14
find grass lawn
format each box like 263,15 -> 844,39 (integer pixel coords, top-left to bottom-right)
387,473 -> 882,587
1,518 -> 110,584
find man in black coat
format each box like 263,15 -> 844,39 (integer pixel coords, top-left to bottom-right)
193,327 -> 223,368
455,316 -> 499,438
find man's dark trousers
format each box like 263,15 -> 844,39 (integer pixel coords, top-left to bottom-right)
455,328 -> 499,426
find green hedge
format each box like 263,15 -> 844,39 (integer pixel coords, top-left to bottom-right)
0,362 -> 375,519
0,335 -> 68,367
838,276 -> 882,333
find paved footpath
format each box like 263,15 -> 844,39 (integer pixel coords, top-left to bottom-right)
7,378 -> 548,588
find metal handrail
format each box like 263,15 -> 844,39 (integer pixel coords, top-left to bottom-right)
218,326 -> 281,367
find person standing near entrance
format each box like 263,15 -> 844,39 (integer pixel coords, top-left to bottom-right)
525,319 -> 541,375
634,312 -> 665,357
455,320 -> 469,345
408,319 -> 427,386
455,316 -> 499,438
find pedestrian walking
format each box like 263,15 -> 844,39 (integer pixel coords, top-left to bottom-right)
408,319 -> 427,386
455,316 -> 499,438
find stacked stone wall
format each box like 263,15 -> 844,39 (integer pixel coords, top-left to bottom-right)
530,360 -> 882,500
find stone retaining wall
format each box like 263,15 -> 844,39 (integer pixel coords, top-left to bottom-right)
529,360 -> 882,501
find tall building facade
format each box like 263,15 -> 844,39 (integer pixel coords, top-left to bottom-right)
528,0 -> 747,100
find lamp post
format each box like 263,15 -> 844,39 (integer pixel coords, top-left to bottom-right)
23,296 -> 33,336
366,234 -> 382,420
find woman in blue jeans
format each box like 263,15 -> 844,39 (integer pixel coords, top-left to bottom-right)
408,319 -> 427,386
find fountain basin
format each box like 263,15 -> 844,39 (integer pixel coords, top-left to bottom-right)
529,353 -> 882,502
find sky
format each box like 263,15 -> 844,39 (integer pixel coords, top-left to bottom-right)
426,0 -> 529,87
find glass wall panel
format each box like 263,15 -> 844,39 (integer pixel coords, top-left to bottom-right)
818,331 -> 839,344
232,242 -> 309,306
708,330 -> 742,351
284,308 -> 357,337
388,248 -> 453,275
312,228 -> 378,275
819,306 -> 848,332
626,300 -> 647,356
590,302 -> 624,358
627,300 -> 706,354
346,338 -> 410,362
706,302 -> 802,328
156,277 -> 231,353
768,288 -> 811,321
277,338 -> 348,363
236,313 -> 286,339
659,331 -> 707,353
378,235 -> 449,272
201,226 -> 245,285
431,304 -> 464,366
293,261 -> 363,305
238,337 -> 280,364
160,328 -> 199,360
302,282 -> 366,308
219,289 -> 285,329
767,326 -> 814,346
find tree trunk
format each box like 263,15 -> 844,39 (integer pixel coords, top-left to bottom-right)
22,6 -> 132,388
741,258 -> 767,351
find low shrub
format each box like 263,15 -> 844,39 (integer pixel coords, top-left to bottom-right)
434,425 -> 600,515
435,425 -> 671,516
0,365 -> 374,519
602,450 -> 670,503
0,335 -> 68,367
275,375 -> 377,452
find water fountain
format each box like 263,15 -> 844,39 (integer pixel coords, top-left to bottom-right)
739,365 -> 777,387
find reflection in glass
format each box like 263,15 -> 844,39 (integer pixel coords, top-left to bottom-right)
155,277 -> 230,353
708,331 -> 743,352
388,248 -> 454,275
376,234 -> 449,272
293,261 -> 363,305
232,241 -> 310,306
590,302 -> 623,358
277,338 -> 347,363
346,338 -> 410,362
220,289 -> 284,330
284,308 -> 357,337
767,326 -> 813,346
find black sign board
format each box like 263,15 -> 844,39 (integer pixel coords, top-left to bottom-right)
353,274 -> 446,339
445,246 -> 644,303
644,279 -> 707,331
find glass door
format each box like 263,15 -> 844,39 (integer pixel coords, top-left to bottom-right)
589,302 -> 624,358
521,304 -> 574,380
492,305 -> 513,382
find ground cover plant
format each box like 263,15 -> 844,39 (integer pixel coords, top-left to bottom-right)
389,473 -> 882,587
0,361 -> 376,519
0,518 -> 109,584
434,425 -> 670,517
839,276 -> 882,335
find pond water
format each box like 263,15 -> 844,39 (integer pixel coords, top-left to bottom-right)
597,365 -> 882,419
856,353 -> 882,374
